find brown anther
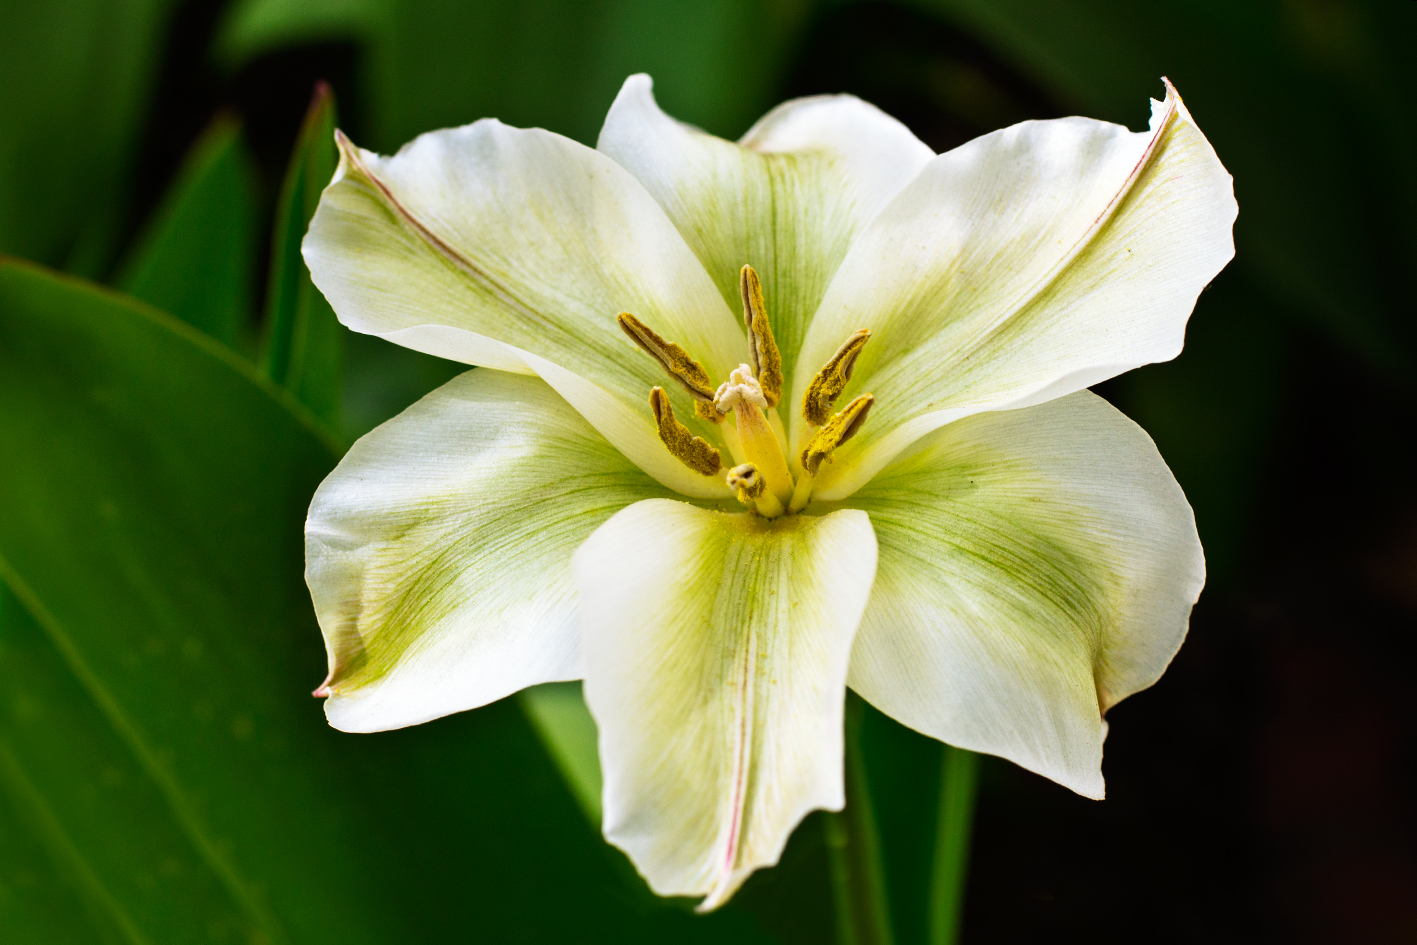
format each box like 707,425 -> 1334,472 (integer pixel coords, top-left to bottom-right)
740,266 -> 783,408
802,329 -> 870,426
618,312 -> 719,408
726,463 -> 766,505
801,394 -> 874,476
649,387 -> 722,476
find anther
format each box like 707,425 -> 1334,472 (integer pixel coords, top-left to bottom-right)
802,329 -> 870,427
727,463 -> 765,502
801,394 -> 874,476
619,313 -> 722,422
727,463 -> 785,518
740,266 -> 783,408
649,387 -> 722,476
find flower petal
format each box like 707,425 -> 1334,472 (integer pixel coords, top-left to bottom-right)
597,74 -> 933,395
574,499 -> 878,909
302,117 -> 746,485
306,369 -> 674,733
795,81 -> 1236,500
845,391 -> 1204,798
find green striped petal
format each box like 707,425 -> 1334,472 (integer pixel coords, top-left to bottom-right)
597,74 -> 933,404
306,370 -> 672,733
574,500 -> 878,909
795,82 -> 1236,500
845,392 -> 1204,798
303,117 -> 745,496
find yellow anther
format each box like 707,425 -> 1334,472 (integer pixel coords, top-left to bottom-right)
649,387 -> 722,476
801,394 -> 874,476
727,463 -> 765,502
618,313 -> 720,419
802,329 -> 870,427
740,265 -> 782,408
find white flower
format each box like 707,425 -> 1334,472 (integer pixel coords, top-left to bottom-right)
302,74 -> 1234,910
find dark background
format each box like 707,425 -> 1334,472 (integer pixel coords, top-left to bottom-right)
2,1 -> 1414,942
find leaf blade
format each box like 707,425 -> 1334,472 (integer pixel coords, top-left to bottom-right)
260,83 -> 345,428
116,117 -> 260,347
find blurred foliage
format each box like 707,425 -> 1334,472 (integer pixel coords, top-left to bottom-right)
0,0 -> 1413,942
258,83 -> 343,429
117,115 -> 260,349
217,0 -> 811,146
0,0 -> 178,275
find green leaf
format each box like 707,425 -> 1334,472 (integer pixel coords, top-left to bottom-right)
519,683 -> 603,823
116,116 -> 260,348
0,0 -> 178,275
260,83 -> 345,429
0,258 -> 774,943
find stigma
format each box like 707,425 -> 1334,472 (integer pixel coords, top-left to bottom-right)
619,265 -> 872,518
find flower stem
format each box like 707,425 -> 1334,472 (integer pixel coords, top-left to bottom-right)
928,745 -> 979,945
825,694 -> 895,945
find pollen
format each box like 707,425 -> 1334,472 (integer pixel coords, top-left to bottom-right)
740,266 -> 783,408
800,394 -> 874,476
802,329 -> 870,427
650,387 -> 722,476
727,463 -> 765,501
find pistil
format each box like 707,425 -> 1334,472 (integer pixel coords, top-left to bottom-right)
715,366 -> 794,506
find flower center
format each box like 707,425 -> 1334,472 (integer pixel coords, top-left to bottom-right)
618,265 -> 873,518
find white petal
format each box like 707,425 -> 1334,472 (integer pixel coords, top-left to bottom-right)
846,392 -> 1204,798
597,74 -> 933,395
303,118 -> 745,485
306,370 -> 673,733
574,499 -> 878,909
795,82 -> 1237,499
370,325 -> 731,499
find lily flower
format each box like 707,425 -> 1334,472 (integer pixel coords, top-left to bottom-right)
302,74 -> 1234,909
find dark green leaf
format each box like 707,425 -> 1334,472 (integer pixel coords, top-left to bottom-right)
260,83 -> 345,429
0,259 -> 773,943
0,0 -> 177,274
116,116 -> 260,349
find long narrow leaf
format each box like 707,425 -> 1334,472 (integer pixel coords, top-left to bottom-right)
116,116 -> 259,347
260,83 -> 344,428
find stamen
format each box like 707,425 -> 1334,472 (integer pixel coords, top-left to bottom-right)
727,463 -> 765,501
740,266 -> 783,408
800,394 -> 874,476
619,312 -> 722,423
802,329 -> 870,427
649,387 -> 722,476
727,463 -> 786,518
